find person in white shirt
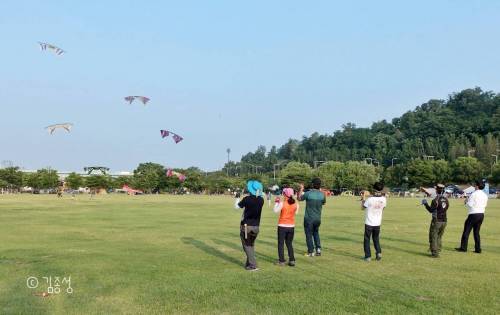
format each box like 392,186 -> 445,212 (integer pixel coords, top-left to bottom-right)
456,180 -> 489,253
362,182 -> 387,262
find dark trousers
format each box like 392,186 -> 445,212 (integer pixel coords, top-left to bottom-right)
460,213 -> 484,252
364,224 -> 381,258
429,219 -> 447,256
240,225 -> 259,268
277,226 -> 295,262
304,219 -> 321,254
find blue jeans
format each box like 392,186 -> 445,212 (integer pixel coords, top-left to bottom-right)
304,219 -> 321,253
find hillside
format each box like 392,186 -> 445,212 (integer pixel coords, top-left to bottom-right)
236,87 -> 499,171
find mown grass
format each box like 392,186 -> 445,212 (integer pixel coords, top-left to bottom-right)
0,194 -> 499,314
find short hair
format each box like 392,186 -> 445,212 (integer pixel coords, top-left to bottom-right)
475,180 -> 485,190
312,178 -> 321,189
373,182 -> 384,192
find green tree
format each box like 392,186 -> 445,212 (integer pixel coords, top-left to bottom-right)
85,175 -> 110,190
339,161 -> 378,191
0,167 -> 24,190
432,159 -> 451,184
492,163 -> 500,185
406,160 -> 435,187
24,172 -> 42,190
37,169 -> 59,189
382,165 -> 406,187
65,172 -> 84,189
132,163 -> 165,193
0,179 -> 9,189
317,161 -> 344,189
451,157 -> 485,184
110,176 -> 133,189
280,162 -> 313,189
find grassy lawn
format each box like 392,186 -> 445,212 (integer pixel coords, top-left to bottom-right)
0,194 -> 499,314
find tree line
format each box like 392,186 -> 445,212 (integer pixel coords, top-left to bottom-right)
227,88 -> 498,170
1,157 -> 498,195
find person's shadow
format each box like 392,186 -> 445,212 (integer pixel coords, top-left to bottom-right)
181,237 -> 242,267
212,239 -> 276,263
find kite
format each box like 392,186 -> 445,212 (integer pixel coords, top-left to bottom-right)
84,166 -> 110,175
124,96 -> 150,105
46,123 -> 73,135
166,169 -> 186,182
160,130 -> 184,144
122,185 -> 143,195
38,42 -> 65,56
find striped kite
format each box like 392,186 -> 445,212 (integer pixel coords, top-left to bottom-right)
160,130 -> 183,144
125,96 -> 150,105
38,42 -> 65,56
166,169 -> 186,182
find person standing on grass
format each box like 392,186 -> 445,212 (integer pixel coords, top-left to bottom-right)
421,183 -> 449,258
273,188 -> 299,267
298,178 -> 326,257
455,180 -> 489,254
234,180 -> 264,271
362,182 -> 387,262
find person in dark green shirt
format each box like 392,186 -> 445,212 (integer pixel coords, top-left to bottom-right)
299,178 -> 326,256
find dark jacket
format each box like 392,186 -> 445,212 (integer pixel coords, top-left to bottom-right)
425,194 -> 449,222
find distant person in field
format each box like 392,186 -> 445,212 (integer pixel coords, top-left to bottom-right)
234,180 -> 265,271
273,187 -> 299,266
298,178 -> 326,257
421,183 -> 449,258
361,182 -> 387,262
456,180 -> 489,254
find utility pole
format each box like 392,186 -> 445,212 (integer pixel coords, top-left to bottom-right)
273,160 -> 287,182
226,148 -> 231,176
391,158 -> 398,167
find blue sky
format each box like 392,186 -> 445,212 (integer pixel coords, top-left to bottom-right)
1,0 -> 500,171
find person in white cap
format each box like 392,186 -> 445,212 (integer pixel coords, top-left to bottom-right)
421,183 -> 449,258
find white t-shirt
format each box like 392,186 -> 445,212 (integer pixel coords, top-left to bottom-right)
466,190 -> 488,215
364,196 -> 387,226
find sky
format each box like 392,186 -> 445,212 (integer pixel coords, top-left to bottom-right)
1,0 -> 500,172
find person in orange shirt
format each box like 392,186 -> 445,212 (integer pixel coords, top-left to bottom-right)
273,188 -> 299,266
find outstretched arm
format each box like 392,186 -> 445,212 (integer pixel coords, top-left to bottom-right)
273,198 -> 283,214
298,184 -> 306,201
423,199 -> 436,213
234,194 -> 244,210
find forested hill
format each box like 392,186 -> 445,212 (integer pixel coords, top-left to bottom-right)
234,87 -> 499,171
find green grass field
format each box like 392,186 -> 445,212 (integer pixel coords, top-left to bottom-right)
0,194 -> 499,314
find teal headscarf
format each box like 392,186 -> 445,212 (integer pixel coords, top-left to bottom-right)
247,180 -> 263,197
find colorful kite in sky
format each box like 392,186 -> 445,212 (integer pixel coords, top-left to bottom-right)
38,42 -> 65,56
166,169 -> 186,182
160,130 -> 184,144
124,96 -> 150,105
45,123 -> 73,134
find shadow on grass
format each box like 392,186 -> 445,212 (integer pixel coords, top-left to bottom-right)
181,237 -> 242,267
212,239 -> 276,264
